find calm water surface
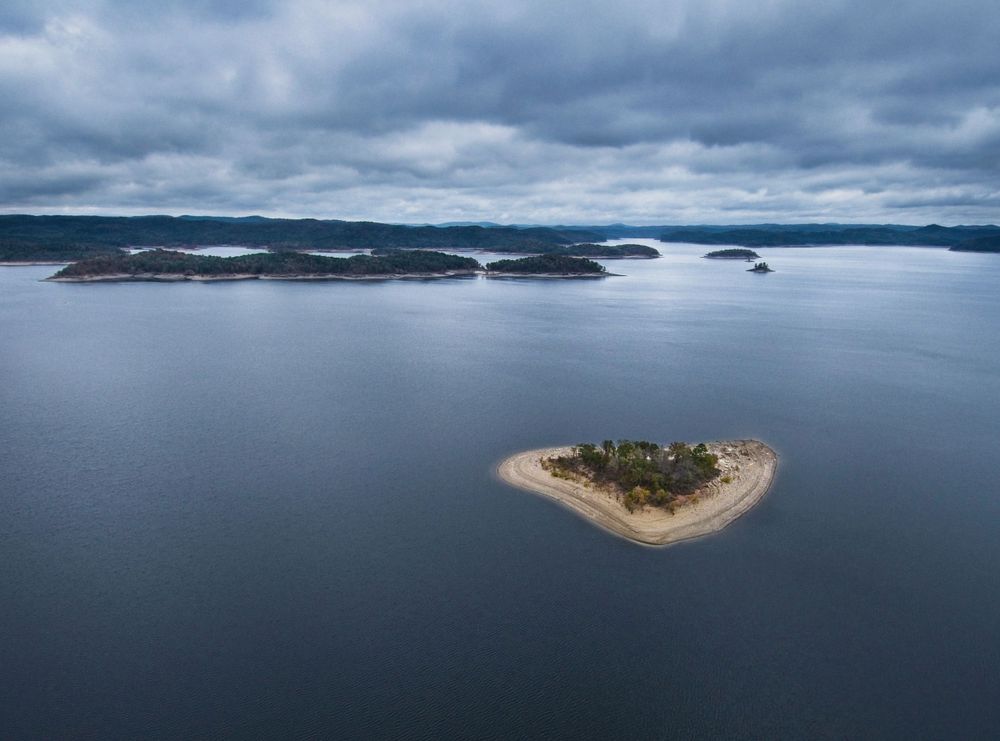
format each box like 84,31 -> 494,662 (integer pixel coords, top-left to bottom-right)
3,242 -> 1000,739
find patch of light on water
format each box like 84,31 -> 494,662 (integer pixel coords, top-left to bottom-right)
128,245 -> 270,257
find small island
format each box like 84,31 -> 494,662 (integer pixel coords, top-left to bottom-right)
47,248 -> 483,281
704,248 -> 761,260
484,254 -> 608,277
747,261 -> 774,273
497,439 -> 776,546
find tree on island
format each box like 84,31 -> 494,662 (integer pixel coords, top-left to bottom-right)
547,439 -> 720,513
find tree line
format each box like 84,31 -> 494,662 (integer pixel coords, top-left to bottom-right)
51,249 -> 613,278
0,214 -> 603,257
485,254 -> 606,274
53,249 -> 482,277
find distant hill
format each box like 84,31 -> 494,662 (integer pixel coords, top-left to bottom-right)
7,216 -> 998,262
541,242 -> 659,257
448,222 -> 1000,244
658,224 -> 1000,248
0,215 -> 604,260
577,224 -> 679,239
177,214 -> 272,223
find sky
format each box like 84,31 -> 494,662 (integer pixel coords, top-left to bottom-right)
1,0 -> 998,225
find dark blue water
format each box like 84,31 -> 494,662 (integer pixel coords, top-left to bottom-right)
3,243 -> 1000,739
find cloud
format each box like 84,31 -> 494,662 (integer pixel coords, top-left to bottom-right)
1,0 -> 998,223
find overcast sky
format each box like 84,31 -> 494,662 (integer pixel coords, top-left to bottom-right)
1,0 -> 998,224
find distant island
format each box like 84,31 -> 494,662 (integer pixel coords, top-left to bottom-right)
46,249 -> 613,281
497,439 -> 777,546
747,261 -> 774,273
704,248 -> 761,259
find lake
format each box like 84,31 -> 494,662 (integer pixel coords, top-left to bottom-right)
2,241 -> 999,738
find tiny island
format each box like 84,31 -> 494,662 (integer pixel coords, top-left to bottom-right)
497,438 -> 776,546
703,248 -> 761,260
46,249 -> 610,282
747,261 -> 774,273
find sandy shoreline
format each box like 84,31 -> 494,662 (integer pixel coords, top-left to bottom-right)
496,440 -> 777,546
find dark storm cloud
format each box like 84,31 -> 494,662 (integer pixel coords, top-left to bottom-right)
1,0 -> 998,222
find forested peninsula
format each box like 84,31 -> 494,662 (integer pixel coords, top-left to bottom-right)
950,234 -> 1000,253
47,249 -> 612,281
0,214 -> 609,263
497,439 -> 777,546
659,223 -> 1000,249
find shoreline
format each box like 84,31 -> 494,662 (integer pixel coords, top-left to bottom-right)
46,270 -> 480,282
496,440 -> 777,546
483,271 -> 614,279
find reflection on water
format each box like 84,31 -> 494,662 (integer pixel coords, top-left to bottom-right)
129,245 -> 268,257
